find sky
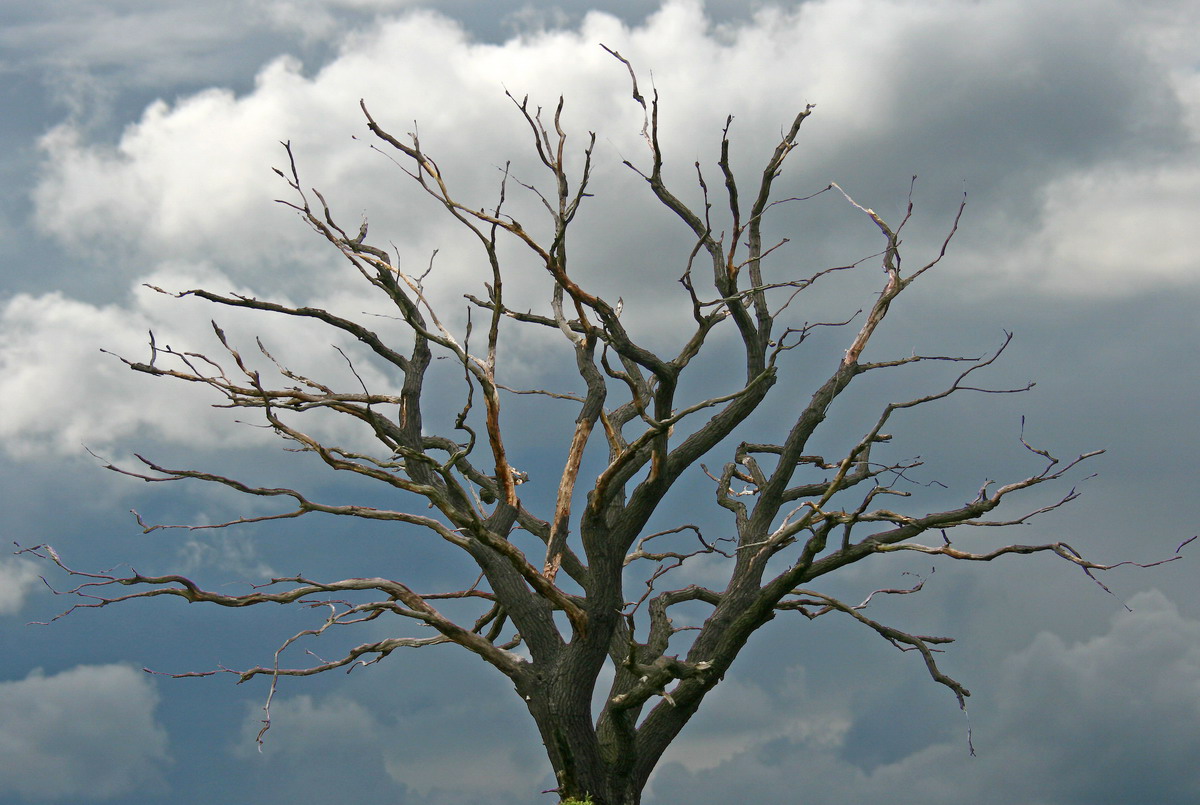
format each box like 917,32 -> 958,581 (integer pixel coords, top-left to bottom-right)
1,1 -> 1198,803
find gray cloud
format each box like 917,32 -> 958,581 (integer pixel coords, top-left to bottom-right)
647,590 -> 1200,804
0,664 -> 170,800
224,655 -> 549,804
0,558 -> 40,615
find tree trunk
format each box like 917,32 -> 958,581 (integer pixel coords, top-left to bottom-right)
518,649 -> 645,804
522,686 -> 634,803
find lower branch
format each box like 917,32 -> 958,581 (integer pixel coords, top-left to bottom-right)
17,543 -> 527,680
872,539 -> 1183,609
778,584 -> 974,753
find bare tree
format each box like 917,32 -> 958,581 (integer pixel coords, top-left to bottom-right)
22,53 -> 1174,805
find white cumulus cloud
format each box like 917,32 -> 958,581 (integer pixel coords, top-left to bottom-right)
0,263 -> 408,457
13,0 -> 1192,463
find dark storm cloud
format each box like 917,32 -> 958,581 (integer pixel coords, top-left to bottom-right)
648,591 -> 1200,805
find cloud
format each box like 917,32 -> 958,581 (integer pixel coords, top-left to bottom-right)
23,0 -> 1200,331
33,75 -> 304,274
985,155 -> 1200,296
974,66 -> 1200,296
177,532 -> 277,579
0,557 -> 41,615
232,660 -> 548,801
975,589 -> 1200,803
15,0 -> 1196,461
0,664 -> 170,800
30,0 -> 1196,287
0,287 -> 163,456
264,0 -> 424,44
236,692 -> 384,757
648,589 -> 1200,805
0,276 -> 246,457
657,669 -> 852,773
1,1 -> 306,96
0,264 -> 406,457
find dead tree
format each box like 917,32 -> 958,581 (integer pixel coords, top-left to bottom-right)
22,53 -> 1171,805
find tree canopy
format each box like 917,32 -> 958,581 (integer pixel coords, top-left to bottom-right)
22,52 -> 1176,805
